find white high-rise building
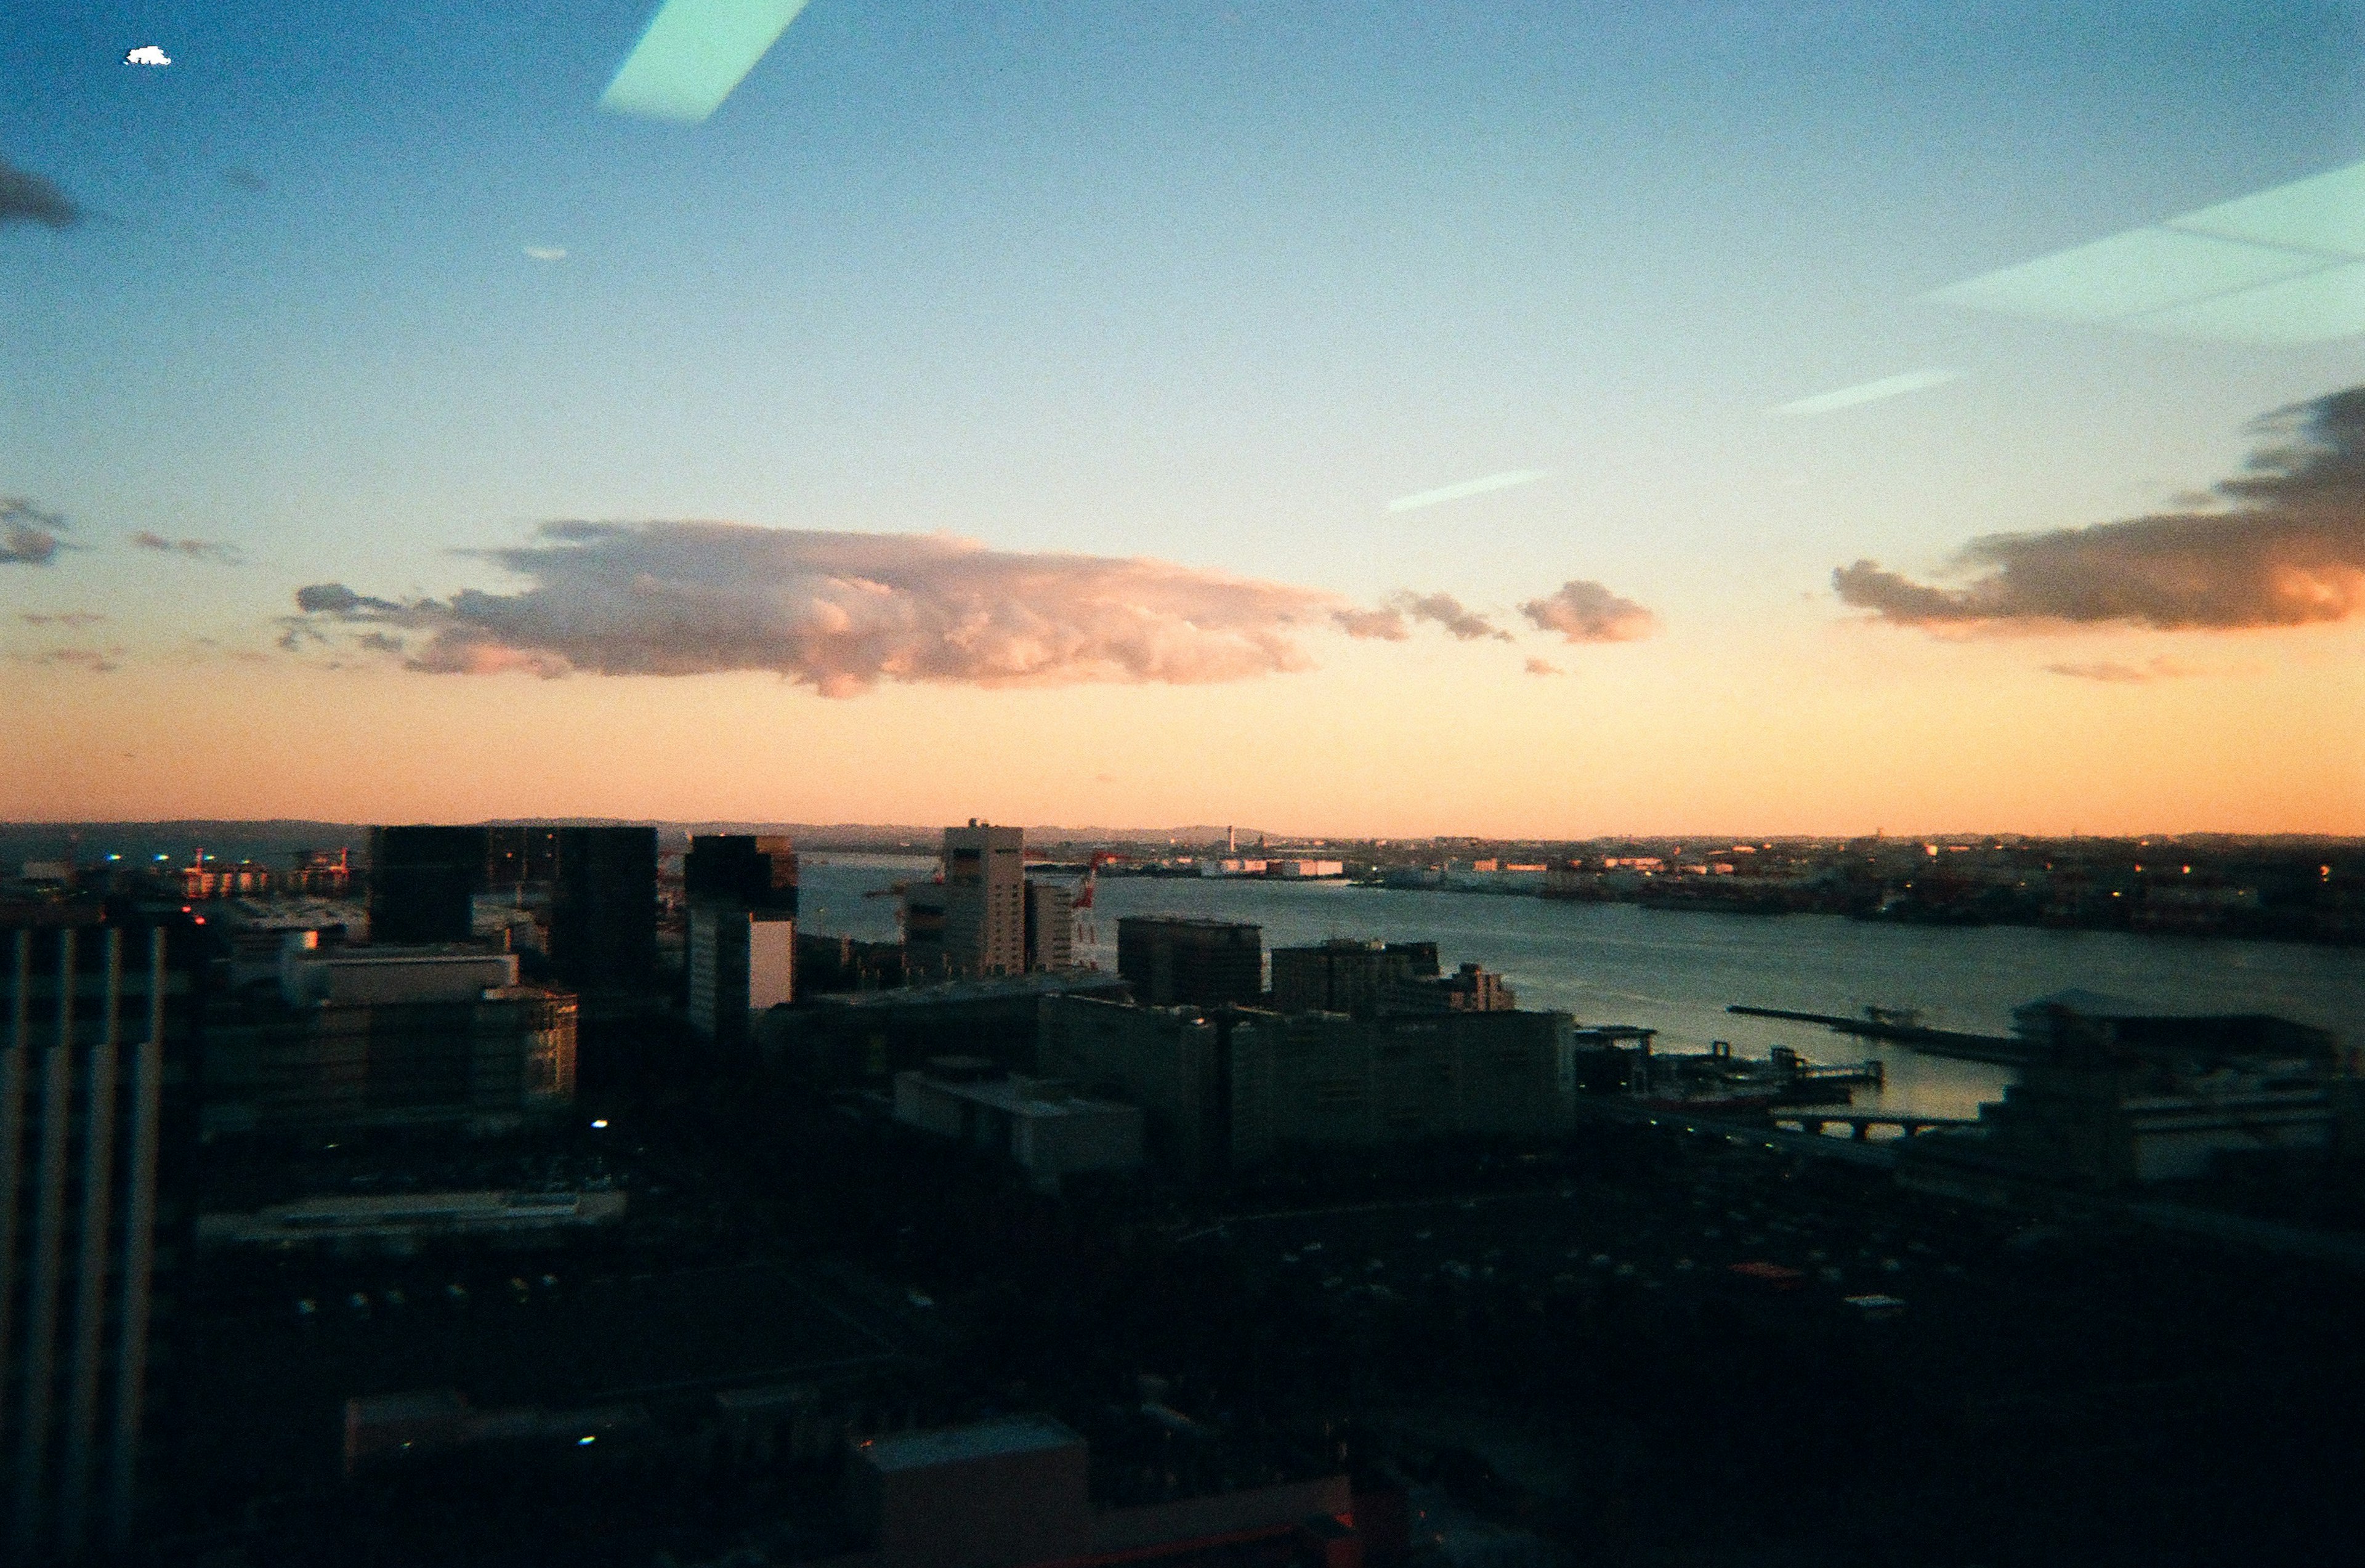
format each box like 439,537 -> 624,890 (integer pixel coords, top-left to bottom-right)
942,822 -> 1025,978
687,908 -> 794,1043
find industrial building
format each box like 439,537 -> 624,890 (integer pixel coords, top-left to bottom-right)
0,906 -> 203,1560
891,1062 -> 1144,1190
1115,917 -> 1263,1008
1038,995 -> 1581,1180
766,972 -> 1132,1091
1903,992 -> 2352,1192
844,1414 -> 1359,1568
201,937 -> 576,1139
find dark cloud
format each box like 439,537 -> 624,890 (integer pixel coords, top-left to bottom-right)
1397,592 -> 1512,642
30,647 -> 120,674
351,631 -> 406,654
131,530 -> 243,565
1835,386 -> 2365,632
2044,657 -> 2199,684
1523,656 -> 1564,676
288,522 -> 1357,697
20,610 -> 104,628
0,159 -> 79,228
2,499 -> 69,565
1333,606 -> 1409,641
1520,580 -> 1659,643
222,168 -> 268,193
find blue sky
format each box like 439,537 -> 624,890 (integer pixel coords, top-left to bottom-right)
5,2 -> 2362,831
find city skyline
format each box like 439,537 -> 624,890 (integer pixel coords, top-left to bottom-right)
7,2 -> 2363,835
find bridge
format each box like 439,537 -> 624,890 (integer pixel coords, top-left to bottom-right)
1767,1110 -> 1976,1141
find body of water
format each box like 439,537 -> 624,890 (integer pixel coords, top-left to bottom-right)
797,855 -> 2364,1120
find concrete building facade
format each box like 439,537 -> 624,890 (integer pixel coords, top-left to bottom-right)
1115,918 -> 1263,1008
942,823 -> 1025,979
1040,996 -> 1580,1180
203,940 -> 576,1138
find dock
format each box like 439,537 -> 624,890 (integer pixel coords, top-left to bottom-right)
1727,1004 -> 2033,1065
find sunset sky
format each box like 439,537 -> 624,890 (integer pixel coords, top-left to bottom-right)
6,1 -> 2363,835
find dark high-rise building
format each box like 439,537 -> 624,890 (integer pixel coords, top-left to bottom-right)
549,827 -> 658,989
1116,917 -> 1263,1008
366,826 -> 488,944
683,835 -> 799,916
685,836 -> 798,1045
1269,939 -> 1441,1017
0,905 -> 202,1561
483,826 -> 562,889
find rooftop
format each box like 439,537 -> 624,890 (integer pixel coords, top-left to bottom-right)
857,1414 -> 1083,1474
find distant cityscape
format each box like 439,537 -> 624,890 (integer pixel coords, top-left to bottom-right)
0,817 -> 2360,1565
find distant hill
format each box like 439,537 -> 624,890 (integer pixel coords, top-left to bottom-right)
0,819 -> 1284,867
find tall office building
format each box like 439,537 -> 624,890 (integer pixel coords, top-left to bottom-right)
1024,880 -> 1075,973
683,835 -> 799,916
1,906 -> 201,1560
366,826 -> 488,944
483,826 -> 562,889
942,822 -> 1025,979
548,827 -> 658,990
685,836 -> 798,1045
1116,917 -> 1263,1008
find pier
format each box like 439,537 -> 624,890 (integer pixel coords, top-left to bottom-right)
1727,1004 -> 2033,1065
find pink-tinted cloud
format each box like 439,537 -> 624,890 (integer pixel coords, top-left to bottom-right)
1520,580 -> 1659,643
289,522 -> 1360,697
1333,606 -> 1410,641
2043,657 -> 2201,684
1837,386 -> 2365,632
1397,592 -> 1511,642
1523,656 -> 1564,676
131,530 -> 243,565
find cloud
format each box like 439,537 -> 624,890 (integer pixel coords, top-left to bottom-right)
1387,469 -> 1551,514
287,521 -> 1361,696
0,160 -> 78,228
2,499 -> 70,565
30,647 -> 121,674
2044,657 -> 2201,684
1771,368 -> 1959,417
20,611 -> 105,628
1523,656 -> 1564,676
1397,592 -> 1510,642
352,631 -> 407,654
124,45 -> 172,67
222,167 -> 268,193
1837,386 -> 2365,633
1333,606 -> 1409,641
1520,580 -> 1659,643
130,530 -> 243,565
524,246 -> 567,261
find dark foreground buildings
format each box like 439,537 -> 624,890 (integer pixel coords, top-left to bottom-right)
0,905 -> 202,1561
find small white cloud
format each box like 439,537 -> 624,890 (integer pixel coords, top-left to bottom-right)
524,246 -> 567,262
124,45 -> 172,67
